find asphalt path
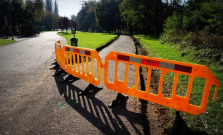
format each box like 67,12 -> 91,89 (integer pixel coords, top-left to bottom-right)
0,34 -> 150,134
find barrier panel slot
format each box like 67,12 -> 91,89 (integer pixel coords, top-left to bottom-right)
127,64 -> 136,88
118,62 -> 126,82
108,60 -> 115,83
94,58 -> 97,80
84,56 -> 87,76
73,54 -> 77,72
162,72 -> 175,98
88,57 -> 92,74
149,69 -> 161,95
189,77 -> 206,106
176,74 -> 190,97
138,66 -> 148,91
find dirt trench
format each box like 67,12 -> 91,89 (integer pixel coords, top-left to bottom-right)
131,36 -> 173,135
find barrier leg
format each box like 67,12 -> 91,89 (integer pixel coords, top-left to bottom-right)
53,69 -> 66,76
79,84 -> 102,95
60,75 -> 79,84
51,61 -> 57,65
173,111 -> 181,131
50,62 -> 59,70
172,111 -> 191,134
108,93 -> 128,108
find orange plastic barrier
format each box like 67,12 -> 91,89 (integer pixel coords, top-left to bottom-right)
55,40 -> 220,115
55,40 -> 63,69
103,51 -> 220,115
61,45 -> 103,86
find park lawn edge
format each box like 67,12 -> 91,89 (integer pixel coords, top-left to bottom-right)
0,39 -> 15,46
57,31 -> 117,49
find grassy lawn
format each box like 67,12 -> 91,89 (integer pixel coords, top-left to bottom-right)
135,35 -> 223,135
57,31 -> 117,49
0,39 -> 15,46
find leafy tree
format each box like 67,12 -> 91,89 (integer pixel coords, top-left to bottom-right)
57,16 -> 70,33
76,1 -> 97,32
120,0 -> 165,35
63,16 -> 70,33
54,0 -> 58,15
0,0 -> 25,36
162,0 -> 223,64
96,0 -> 121,33
0,0 -> 45,36
70,20 -> 77,27
165,0 -> 223,35
45,0 -> 52,12
34,0 -> 44,23
58,17 -> 65,31
71,15 -> 76,20
42,11 -> 54,30
42,0 -> 59,31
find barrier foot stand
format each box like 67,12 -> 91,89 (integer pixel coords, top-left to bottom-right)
79,84 -> 102,95
53,69 -> 65,76
51,61 -> 57,65
172,111 -> 188,134
50,62 -> 59,70
108,93 -> 128,108
60,75 -> 79,84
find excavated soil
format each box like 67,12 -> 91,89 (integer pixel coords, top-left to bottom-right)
132,36 -> 174,135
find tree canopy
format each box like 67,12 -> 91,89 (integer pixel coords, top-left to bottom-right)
75,0 -> 184,36
0,0 -> 60,36
0,0 -> 45,36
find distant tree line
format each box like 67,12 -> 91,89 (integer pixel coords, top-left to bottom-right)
0,0 -> 59,37
75,0 -> 185,36
42,0 -> 59,31
74,0 -> 223,62
75,0 -> 223,37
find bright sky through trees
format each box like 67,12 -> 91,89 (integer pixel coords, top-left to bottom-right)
56,0 -> 80,18
56,0 -> 98,18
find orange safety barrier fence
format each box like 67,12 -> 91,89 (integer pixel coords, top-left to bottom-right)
61,45 -> 103,86
104,51 -> 220,115
54,41 -> 220,115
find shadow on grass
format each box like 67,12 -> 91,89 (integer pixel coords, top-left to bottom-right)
169,111 -> 208,135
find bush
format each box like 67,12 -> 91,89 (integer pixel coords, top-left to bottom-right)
160,30 -> 223,64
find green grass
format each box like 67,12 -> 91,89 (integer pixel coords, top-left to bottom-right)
135,35 -> 223,135
57,31 -> 117,49
0,39 -> 15,46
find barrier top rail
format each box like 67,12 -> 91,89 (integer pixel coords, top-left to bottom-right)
104,51 -> 220,115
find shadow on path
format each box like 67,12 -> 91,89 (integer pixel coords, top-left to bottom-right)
53,69 -> 147,135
